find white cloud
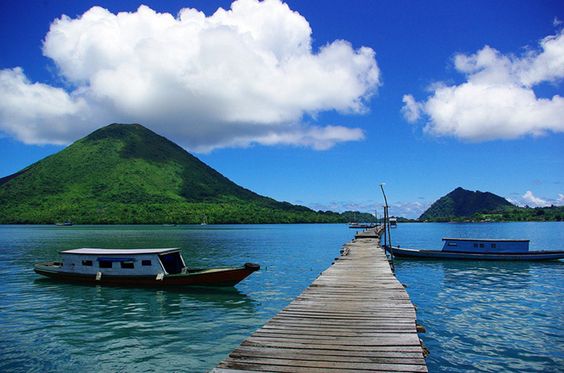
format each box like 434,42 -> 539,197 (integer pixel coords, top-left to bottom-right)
308,200 -> 377,214
403,31 -> 564,141
307,199 -> 428,219
401,94 -> 421,123
0,68 -> 96,144
0,0 -> 380,151
251,125 -> 365,150
390,201 -> 429,218
522,190 -> 549,207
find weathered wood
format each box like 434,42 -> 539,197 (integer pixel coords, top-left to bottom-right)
232,345 -> 426,359
245,335 -> 421,346
212,226 -> 427,372
219,357 -> 428,372
241,340 -> 425,352
229,349 -> 425,365
218,361 -> 427,373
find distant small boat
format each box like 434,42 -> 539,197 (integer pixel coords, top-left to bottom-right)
34,248 -> 260,287
349,222 -> 377,229
388,238 -> 564,261
201,214 -> 208,226
55,221 -> 73,226
389,217 -> 397,227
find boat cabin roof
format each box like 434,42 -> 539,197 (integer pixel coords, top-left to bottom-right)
60,248 -> 180,255
442,238 -> 529,243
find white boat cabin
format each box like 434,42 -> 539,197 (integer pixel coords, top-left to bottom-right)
59,248 -> 186,276
441,238 -> 530,253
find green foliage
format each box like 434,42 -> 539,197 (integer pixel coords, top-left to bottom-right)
420,187 -> 514,221
475,206 -> 563,222
0,123 -> 360,224
419,187 -> 563,222
339,211 -> 377,223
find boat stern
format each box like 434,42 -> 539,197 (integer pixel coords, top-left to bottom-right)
244,262 -> 260,272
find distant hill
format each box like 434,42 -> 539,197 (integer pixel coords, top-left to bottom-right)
419,187 -> 514,221
0,123 -> 370,224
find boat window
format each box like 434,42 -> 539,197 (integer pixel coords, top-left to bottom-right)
82,260 -> 93,266
142,260 -> 152,266
473,243 -> 478,248
99,260 -> 112,268
479,243 -> 484,248
491,243 -> 496,248
159,252 -> 184,274
120,261 -> 134,269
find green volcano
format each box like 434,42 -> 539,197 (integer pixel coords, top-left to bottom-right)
419,187 -> 514,221
0,123 -> 352,224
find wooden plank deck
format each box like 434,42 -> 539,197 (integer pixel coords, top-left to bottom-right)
212,227 -> 427,372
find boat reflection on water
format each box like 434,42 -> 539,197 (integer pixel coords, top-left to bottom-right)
33,276 -> 257,316
397,259 -> 548,290
30,278 -> 259,371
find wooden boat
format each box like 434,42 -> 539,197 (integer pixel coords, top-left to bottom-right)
34,248 -> 260,287
388,238 -> 564,261
349,222 -> 377,229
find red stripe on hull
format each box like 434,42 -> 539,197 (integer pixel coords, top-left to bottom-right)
34,267 -> 258,287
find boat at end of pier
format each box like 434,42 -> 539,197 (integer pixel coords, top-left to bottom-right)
34,248 -> 260,287
388,238 -> 564,261
349,222 -> 377,229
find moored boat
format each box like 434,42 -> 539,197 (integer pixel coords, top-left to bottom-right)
387,238 -> 564,261
349,222 -> 377,229
55,221 -> 73,226
34,248 -> 260,287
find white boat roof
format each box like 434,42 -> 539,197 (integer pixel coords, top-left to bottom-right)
60,248 -> 180,255
442,238 -> 529,242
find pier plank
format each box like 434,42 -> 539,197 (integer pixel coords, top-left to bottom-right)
213,227 -> 427,372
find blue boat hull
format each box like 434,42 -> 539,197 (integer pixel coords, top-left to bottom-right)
389,247 -> 564,261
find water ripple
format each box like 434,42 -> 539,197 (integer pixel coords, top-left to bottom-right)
1,223 -> 563,372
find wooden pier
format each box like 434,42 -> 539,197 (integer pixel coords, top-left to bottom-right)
212,227 -> 427,372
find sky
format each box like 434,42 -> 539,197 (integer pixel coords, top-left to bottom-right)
0,0 -> 563,218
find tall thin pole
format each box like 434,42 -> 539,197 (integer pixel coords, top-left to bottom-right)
380,184 -> 394,270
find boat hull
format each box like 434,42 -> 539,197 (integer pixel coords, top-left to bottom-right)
388,247 -> 564,261
349,223 -> 377,229
34,263 -> 260,287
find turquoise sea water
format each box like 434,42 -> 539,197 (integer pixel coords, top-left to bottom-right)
0,223 -> 562,372
393,222 -> 564,372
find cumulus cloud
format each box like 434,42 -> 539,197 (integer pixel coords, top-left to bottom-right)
402,31 -> 564,141
0,0 -> 380,151
401,94 -> 421,123
308,200 -> 378,214
390,200 -> 429,218
522,190 -> 548,207
308,199 -> 428,219
507,191 -> 564,207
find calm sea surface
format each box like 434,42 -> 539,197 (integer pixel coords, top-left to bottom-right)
0,223 -> 562,372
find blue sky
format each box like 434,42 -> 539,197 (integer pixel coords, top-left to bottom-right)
1,0 -> 563,217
